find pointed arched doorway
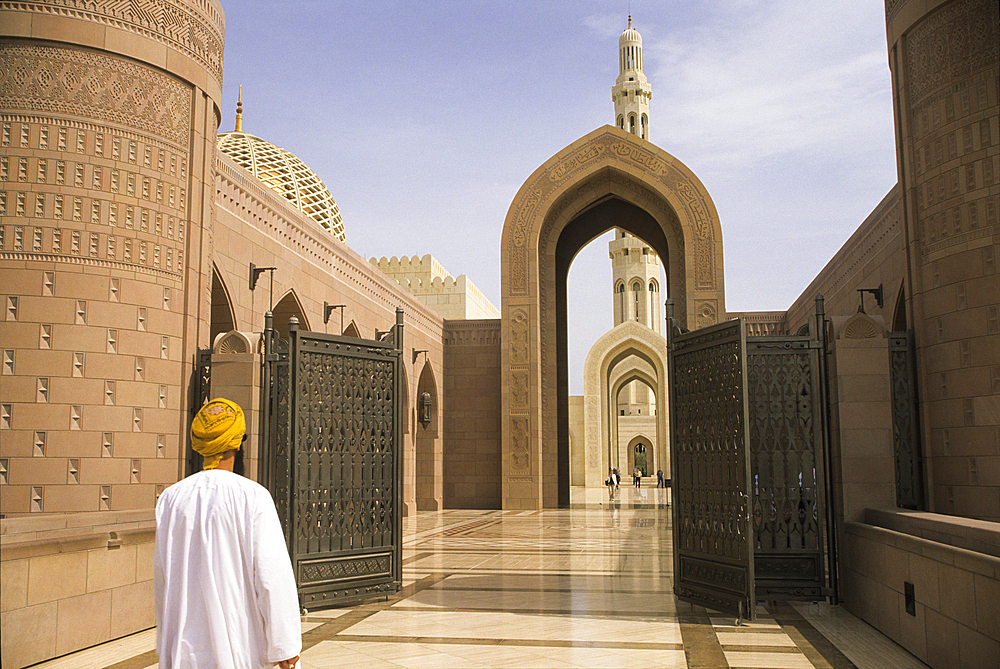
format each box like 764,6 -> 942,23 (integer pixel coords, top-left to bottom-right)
500,126 -> 725,509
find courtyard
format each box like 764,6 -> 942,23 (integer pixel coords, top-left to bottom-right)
31,487 -> 927,669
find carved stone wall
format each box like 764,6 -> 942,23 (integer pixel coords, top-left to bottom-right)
0,0 -> 225,92
0,42 -> 198,519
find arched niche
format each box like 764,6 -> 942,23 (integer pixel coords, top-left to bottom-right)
415,360 -> 441,511
343,320 -> 362,339
272,290 -> 310,340
211,264 -> 237,344
501,126 -> 724,508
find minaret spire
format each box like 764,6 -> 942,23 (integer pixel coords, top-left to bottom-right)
235,83 -> 243,133
611,14 -> 652,140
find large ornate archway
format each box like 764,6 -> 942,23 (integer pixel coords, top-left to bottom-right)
500,126 -> 725,509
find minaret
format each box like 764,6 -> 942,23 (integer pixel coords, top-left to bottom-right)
609,14 -> 660,417
611,14 -> 652,140
608,230 -> 662,417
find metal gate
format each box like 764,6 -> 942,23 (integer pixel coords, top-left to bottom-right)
260,310 -> 404,609
669,300 -> 836,616
746,303 -> 833,601
668,318 -> 755,621
889,331 -> 923,509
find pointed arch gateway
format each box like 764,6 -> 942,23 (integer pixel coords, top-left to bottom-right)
582,320 -> 668,490
500,126 -> 725,509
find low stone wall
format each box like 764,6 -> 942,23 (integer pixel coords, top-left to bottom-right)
841,510 -> 1000,668
1,510 -> 156,668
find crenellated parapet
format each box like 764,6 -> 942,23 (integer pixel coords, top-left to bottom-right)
370,254 -> 500,320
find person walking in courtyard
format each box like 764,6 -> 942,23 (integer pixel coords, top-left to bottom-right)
155,398 -> 302,669
633,466 -> 641,487
656,467 -> 664,488
607,468 -> 617,499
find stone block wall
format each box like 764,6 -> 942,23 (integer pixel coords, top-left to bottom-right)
0,510 -> 156,668
841,511 -> 1000,669
442,319 -> 502,508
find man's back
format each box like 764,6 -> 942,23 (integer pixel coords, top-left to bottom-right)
155,470 -> 301,669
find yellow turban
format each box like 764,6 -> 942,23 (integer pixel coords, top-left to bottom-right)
191,398 -> 245,470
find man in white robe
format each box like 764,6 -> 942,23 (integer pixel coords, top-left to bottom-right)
155,398 -> 302,669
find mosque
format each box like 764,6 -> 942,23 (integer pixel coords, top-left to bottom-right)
1,1 -> 997,667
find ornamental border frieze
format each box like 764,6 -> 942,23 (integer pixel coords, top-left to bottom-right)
0,0 -> 224,89
0,251 -> 183,280
508,140 -> 608,295
610,142 -> 670,175
0,43 -> 192,146
0,113 -> 188,152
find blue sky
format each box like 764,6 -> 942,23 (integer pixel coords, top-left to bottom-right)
219,1 -> 898,393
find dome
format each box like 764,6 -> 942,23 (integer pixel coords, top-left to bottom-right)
217,131 -> 346,241
620,17 -> 642,46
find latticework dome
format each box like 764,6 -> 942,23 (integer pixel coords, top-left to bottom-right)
217,131 -> 345,241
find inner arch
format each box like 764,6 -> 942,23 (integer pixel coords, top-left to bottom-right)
554,197 -> 673,505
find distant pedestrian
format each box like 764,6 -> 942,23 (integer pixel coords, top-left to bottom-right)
656,467 -> 664,488
607,468 -> 618,500
633,466 -> 641,487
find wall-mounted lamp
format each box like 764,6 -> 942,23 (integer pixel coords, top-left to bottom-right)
856,283 -> 883,314
249,262 -> 277,312
412,349 -> 428,365
323,302 -> 345,333
419,391 -> 432,429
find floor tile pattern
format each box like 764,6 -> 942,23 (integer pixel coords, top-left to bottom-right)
29,488 -> 928,668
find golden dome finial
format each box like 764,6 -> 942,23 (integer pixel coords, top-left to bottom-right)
628,1 -> 631,28
235,83 -> 243,133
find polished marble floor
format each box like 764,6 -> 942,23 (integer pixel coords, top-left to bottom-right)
32,487 -> 930,669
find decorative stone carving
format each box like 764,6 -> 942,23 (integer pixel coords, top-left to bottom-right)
0,44 -> 193,146
0,0 -> 225,89
510,308 -> 529,364
905,0 -> 998,103
695,300 -> 717,328
213,330 -> 259,354
510,417 -> 529,474
839,313 -> 884,339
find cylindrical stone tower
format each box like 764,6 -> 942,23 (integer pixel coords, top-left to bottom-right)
0,1 -> 225,517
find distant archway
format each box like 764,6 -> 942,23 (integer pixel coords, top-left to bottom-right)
501,126 -> 724,508
626,434 -> 653,476
581,320 -> 668,493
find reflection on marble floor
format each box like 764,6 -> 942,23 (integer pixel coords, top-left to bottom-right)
31,487 -> 929,669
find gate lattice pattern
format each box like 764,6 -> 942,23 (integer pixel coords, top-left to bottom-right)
747,337 -> 826,599
266,316 -> 403,608
670,319 -> 754,619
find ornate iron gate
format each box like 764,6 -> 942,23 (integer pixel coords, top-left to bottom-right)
262,310 -> 404,609
889,331 -> 923,509
746,309 -> 832,601
669,318 -> 755,621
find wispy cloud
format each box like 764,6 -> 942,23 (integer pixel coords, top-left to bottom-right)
645,0 -> 891,167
